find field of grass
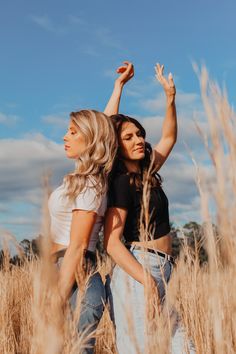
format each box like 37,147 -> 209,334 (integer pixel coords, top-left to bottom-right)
1,67 -> 236,353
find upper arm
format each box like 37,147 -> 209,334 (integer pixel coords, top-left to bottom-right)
70,210 -> 97,249
153,137 -> 176,171
104,207 -> 128,250
105,174 -> 132,249
69,185 -> 100,249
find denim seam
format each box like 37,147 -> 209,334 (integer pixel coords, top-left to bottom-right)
81,300 -> 104,310
131,251 -> 170,271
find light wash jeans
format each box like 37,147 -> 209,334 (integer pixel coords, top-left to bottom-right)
106,246 -> 173,354
57,250 -> 105,354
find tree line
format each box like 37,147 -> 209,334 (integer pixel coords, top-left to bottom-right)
0,221 -> 209,269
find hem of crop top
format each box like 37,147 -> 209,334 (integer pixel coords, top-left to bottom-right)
124,224 -> 171,243
51,239 -> 96,252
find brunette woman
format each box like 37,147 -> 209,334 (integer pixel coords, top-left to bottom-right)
104,62 -> 177,353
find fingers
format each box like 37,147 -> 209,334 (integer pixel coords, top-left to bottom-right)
115,61 -> 134,86
116,61 -> 132,70
116,66 -> 127,73
155,63 -> 164,76
116,61 -> 133,74
155,63 -> 176,94
168,72 -> 175,87
155,63 -> 165,84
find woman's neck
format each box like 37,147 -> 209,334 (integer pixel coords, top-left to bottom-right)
123,160 -> 141,173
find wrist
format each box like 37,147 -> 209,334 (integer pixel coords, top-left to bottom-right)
166,94 -> 175,105
114,81 -> 124,91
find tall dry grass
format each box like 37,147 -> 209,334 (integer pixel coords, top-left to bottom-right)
1,66 -> 236,353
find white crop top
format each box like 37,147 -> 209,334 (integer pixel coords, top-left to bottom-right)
48,181 -> 107,252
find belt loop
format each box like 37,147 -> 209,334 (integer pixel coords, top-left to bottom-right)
130,244 -> 135,252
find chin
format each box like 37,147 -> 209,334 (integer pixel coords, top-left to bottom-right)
133,152 -> 145,160
65,152 -> 75,159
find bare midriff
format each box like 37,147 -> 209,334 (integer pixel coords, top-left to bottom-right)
127,233 -> 172,255
51,241 -> 67,255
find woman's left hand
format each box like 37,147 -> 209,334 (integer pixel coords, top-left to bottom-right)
155,63 -> 176,98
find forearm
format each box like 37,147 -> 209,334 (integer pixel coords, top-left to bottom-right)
58,245 -> 85,302
107,239 -> 146,284
162,95 -> 177,142
104,83 -> 124,116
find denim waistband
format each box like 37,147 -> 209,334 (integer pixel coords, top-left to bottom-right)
125,244 -> 175,264
53,248 -> 96,262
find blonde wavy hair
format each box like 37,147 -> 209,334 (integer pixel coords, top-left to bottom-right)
63,110 -> 117,201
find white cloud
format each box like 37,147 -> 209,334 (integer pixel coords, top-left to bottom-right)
3,216 -> 39,226
0,204 -> 8,213
137,111 -> 208,158
104,69 -> 117,80
42,113 -> 68,128
95,28 -> 123,50
29,14 -> 67,34
83,46 -> 100,57
142,92 -> 166,112
67,15 -> 87,26
0,112 -> 20,126
5,102 -> 18,109
0,135 -> 73,204
142,91 -> 201,113
126,87 -> 144,98
0,134 -> 75,239
170,196 -> 202,226
29,14 -> 124,52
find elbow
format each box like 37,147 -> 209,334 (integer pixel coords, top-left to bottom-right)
104,237 -> 118,256
168,134 -> 177,147
173,135 -> 177,145
106,243 -> 113,257
104,239 -> 112,255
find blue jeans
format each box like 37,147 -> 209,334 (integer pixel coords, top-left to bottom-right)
106,246 -> 173,354
57,251 -> 105,354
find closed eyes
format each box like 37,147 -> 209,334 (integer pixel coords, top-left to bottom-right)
123,131 -> 143,140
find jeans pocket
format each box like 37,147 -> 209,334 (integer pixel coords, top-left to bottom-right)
149,257 -> 172,284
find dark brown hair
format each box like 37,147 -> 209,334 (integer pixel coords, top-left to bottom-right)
110,114 -> 162,189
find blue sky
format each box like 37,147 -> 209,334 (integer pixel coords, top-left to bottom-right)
1,0 -> 236,242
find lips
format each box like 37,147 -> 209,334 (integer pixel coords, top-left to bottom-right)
64,145 -> 70,150
134,146 -> 144,152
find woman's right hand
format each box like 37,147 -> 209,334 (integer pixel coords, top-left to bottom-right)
104,61 -> 134,116
115,61 -> 134,88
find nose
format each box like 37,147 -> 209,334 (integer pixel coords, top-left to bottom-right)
63,133 -> 68,142
134,135 -> 143,145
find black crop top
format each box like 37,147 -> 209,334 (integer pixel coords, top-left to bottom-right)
108,174 -> 170,243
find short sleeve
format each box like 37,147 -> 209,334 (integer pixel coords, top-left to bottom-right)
108,174 -> 133,209
72,187 -> 100,212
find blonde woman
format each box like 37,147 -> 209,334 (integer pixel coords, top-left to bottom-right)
48,110 -> 117,354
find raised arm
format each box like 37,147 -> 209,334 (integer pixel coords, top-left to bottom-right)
104,61 -> 134,116
153,63 -> 177,171
58,210 -> 96,302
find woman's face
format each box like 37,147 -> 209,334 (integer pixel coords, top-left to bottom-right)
63,120 -> 86,159
119,122 -> 145,161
